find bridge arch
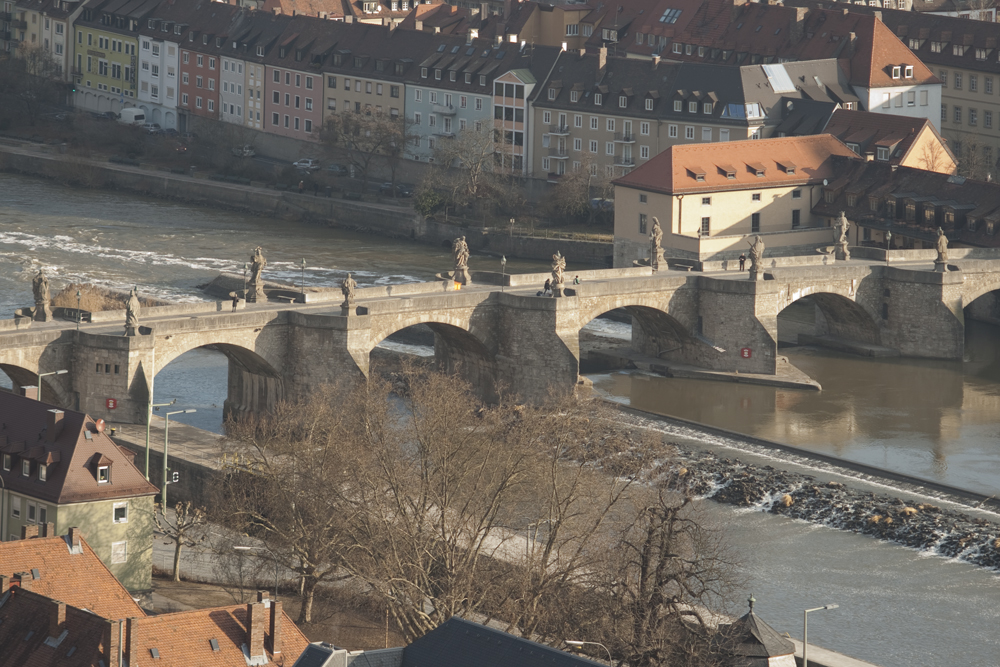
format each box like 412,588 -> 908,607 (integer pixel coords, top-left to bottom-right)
367,314 -> 498,401
0,363 -> 74,409
777,290 -> 882,347
962,279 -> 1000,326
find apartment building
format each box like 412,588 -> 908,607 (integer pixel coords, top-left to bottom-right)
406,34 -> 559,166
11,0 -> 82,79
532,53 -> 860,180
136,13 -> 182,129
612,134 -> 858,265
225,11 -> 293,132
72,0 -> 159,114
177,5 -> 241,130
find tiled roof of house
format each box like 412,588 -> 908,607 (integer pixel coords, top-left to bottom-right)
0,587 -> 309,667
0,531 -> 145,619
713,607 -> 795,660
823,108 -> 955,167
401,617 -> 606,667
0,392 -> 158,505
396,3 -> 473,35
614,134 -> 859,194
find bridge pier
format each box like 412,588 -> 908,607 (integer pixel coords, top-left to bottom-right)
880,267 -> 965,359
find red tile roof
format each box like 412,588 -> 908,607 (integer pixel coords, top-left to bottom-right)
0,533 -> 145,619
614,134 -> 859,194
0,392 -> 158,505
823,108 -> 955,168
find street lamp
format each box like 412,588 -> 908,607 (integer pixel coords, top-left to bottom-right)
803,604 -> 839,667
500,255 -> 507,293
37,369 -> 67,404
145,398 -> 176,480
565,640 -> 613,665
300,258 -> 307,296
162,408 -> 196,509
234,545 -> 280,601
76,290 -> 81,331
885,231 -> 892,266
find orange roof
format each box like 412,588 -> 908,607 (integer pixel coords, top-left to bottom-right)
851,15 -> 937,88
0,532 -> 145,619
614,134 -> 859,194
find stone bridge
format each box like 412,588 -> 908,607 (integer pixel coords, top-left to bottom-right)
3,251 -> 1000,424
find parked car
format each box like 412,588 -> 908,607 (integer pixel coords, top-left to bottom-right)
326,163 -> 349,176
379,182 -> 414,197
142,123 -> 162,134
293,158 -> 321,171
232,144 -> 256,157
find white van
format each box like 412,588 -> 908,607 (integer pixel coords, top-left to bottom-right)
118,108 -> 146,125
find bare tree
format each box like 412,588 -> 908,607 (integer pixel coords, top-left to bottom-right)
210,532 -> 272,604
154,501 -> 208,582
0,46 -> 67,125
322,109 -> 412,194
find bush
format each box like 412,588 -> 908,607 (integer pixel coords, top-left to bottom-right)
414,189 -> 446,216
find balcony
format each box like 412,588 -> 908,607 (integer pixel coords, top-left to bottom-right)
0,11 -> 11,21
12,18 -> 26,29
549,147 -> 570,159
433,130 -> 456,138
548,123 -> 570,135
432,103 -> 456,116
613,132 -> 635,143
614,155 -> 635,167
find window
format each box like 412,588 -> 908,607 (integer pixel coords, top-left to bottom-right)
701,217 -> 710,235
970,108 -> 979,126
183,52 -> 189,64
955,73 -> 963,90
414,89 -> 422,102
2,453 -> 8,471
22,459 -> 30,477
98,465 -> 109,482
701,127 -> 712,142
111,541 -> 127,564
640,145 -> 649,159
305,98 -> 312,111
571,91 -> 578,103
284,115 -> 289,127
955,106 -> 963,123
414,112 -> 421,125
942,104 -> 948,123
619,95 -> 627,108
208,100 -> 214,111
639,213 -> 647,234
594,93 -> 602,105
668,124 -> 677,138
38,505 -> 46,525
273,91 -> 279,103
640,194 -> 647,203
197,54 -> 203,67
543,111 -> 551,124
475,98 -> 482,111
574,138 -> 582,151
892,66 -> 901,79
590,116 -> 598,130
272,112 -> 279,125
987,110 -> 993,129
306,76 -> 313,90
640,122 -> 649,135
391,86 -> 399,98
114,502 -> 128,523
208,79 -> 214,91
181,93 -> 188,105
589,140 -> 598,153
606,142 -> 614,155
752,193 -> 761,202
273,69 -> 280,83
607,118 -> 615,132
792,210 -> 800,228
904,65 -> 913,79
209,57 -> 215,70
542,158 -> 550,172
971,75 -> 978,92
877,146 -> 889,160
685,126 -> 694,139
11,496 -> 20,519
27,500 -> 35,523
196,75 -> 202,88
645,98 -> 654,111
687,101 -> 697,113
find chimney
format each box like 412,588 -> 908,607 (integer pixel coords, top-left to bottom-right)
125,617 -> 140,667
790,7 -> 807,44
652,54 -> 659,68
0,574 -> 9,594
415,18 -> 423,30
272,6 -> 281,13
246,601 -> 265,656
480,2 -> 488,18
874,10 -> 882,21
848,31 -> 857,56
13,572 -> 32,590
21,524 -> 39,539
269,600 -> 283,654
68,527 -> 83,550
731,0 -> 748,22
43,522 -> 55,537
104,619 -> 122,667
20,386 -> 38,400
46,409 -> 64,443
597,46 -> 607,82
49,600 -> 67,638
345,14 -> 354,23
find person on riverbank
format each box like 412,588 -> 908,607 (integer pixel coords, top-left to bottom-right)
543,278 -> 551,295
739,253 -> 746,271
232,293 -> 239,312
573,275 -> 580,285
298,180 -> 305,194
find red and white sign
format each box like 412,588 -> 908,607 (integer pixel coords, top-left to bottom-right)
740,348 -> 752,359
106,398 -> 118,410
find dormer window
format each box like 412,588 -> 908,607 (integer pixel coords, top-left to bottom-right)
22,459 -> 30,477
674,100 -> 682,112
421,67 -> 427,78
2,453 -> 9,471
435,69 -> 441,80
892,66 -> 901,79
877,146 -> 889,161
688,101 -> 697,113
904,65 -> 913,78
619,95 -> 627,108
98,465 -> 109,483
548,88 -> 556,100
38,464 -> 47,481
174,25 -> 182,35
202,35 -> 209,45
594,93 -> 602,105
645,98 -> 653,111
256,46 -> 264,56
703,102 -> 712,114
571,91 -> 578,102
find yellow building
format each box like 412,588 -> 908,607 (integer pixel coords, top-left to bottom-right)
72,0 -> 158,114
612,135 -> 859,266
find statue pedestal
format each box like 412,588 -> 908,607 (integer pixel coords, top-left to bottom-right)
552,282 -> 565,297
453,267 -> 472,285
124,326 -> 137,337
651,250 -> 665,272
32,305 -> 52,322
749,270 -> 763,282
248,282 -> 265,303
835,244 -> 851,261
341,301 -> 354,315
934,259 -> 948,273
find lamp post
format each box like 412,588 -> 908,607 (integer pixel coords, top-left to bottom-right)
162,408 -> 196,509
803,604 -> 839,667
37,369 -> 67,404
234,545 -> 280,601
145,398 -> 176,480
565,640 -> 613,666
76,289 -> 81,331
500,255 -> 507,293
300,258 -> 307,296
885,231 -> 892,266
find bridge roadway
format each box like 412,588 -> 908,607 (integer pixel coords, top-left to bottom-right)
4,248 -> 1000,424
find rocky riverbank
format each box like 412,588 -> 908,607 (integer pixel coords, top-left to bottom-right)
608,413 -> 1000,571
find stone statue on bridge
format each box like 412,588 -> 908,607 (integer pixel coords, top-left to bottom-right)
248,246 -> 267,302
551,251 -> 567,297
124,287 -> 140,336
650,217 -> 665,271
341,272 -> 357,312
747,235 -> 765,281
452,236 -> 472,285
935,227 -> 949,272
834,211 -> 851,261
31,268 -> 52,322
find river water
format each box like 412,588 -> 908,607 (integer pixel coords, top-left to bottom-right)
2,173 -> 999,666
